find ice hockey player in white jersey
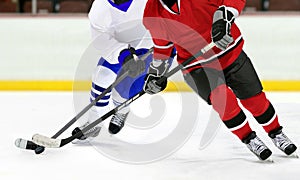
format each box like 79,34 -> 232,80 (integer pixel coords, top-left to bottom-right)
72,0 -> 160,142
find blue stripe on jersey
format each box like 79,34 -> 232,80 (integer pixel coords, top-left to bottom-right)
90,90 -> 111,100
92,82 -> 112,93
107,0 -> 133,12
90,98 -> 109,107
97,57 -> 121,75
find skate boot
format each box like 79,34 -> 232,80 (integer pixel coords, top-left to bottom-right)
72,122 -> 101,143
109,112 -> 129,134
242,131 -> 272,161
268,126 -> 297,156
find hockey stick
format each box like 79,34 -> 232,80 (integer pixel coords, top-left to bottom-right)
15,47 -> 153,153
15,71 -> 130,153
46,47 -> 154,138
32,42 -> 215,148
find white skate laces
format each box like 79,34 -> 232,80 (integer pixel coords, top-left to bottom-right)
109,112 -> 129,134
248,137 -> 267,154
272,132 -> 291,150
269,126 -> 297,155
82,126 -> 101,139
242,131 -> 272,161
111,113 -> 127,126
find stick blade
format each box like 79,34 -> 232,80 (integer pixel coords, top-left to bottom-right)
32,134 -> 61,148
15,138 -> 29,149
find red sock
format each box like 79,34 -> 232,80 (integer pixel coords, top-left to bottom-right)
240,92 -> 280,133
210,84 -> 252,140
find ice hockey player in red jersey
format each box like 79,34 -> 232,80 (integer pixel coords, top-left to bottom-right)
142,0 -> 297,160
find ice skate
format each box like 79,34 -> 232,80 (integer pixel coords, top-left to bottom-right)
242,131 -> 273,161
269,126 -> 297,156
71,122 -> 101,144
109,112 -> 129,134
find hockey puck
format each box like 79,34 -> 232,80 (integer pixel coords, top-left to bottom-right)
35,146 -> 45,154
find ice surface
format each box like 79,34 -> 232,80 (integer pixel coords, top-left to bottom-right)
1,91 -> 300,180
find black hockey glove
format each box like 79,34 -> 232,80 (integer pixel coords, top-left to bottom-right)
212,6 -> 235,50
119,47 -> 145,78
143,59 -> 170,95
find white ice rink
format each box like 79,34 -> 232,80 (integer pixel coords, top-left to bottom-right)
1,91 -> 300,180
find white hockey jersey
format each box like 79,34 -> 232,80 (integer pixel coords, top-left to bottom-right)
88,0 -> 152,64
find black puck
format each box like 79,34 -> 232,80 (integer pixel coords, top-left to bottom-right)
35,146 -> 45,154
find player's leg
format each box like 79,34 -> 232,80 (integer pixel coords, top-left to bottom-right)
73,57 -> 121,141
227,50 -> 297,155
184,67 -> 272,160
109,88 -> 130,134
240,93 -> 297,156
108,48 -> 151,134
109,48 -> 175,134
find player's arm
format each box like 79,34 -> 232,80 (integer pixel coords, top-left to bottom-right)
143,39 -> 176,95
211,0 -> 246,50
222,0 -> 246,14
142,6 -> 176,94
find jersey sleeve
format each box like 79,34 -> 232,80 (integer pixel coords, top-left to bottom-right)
143,23 -> 174,60
222,0 -> 246,14
152,39 -> 174,60
143,0 -> 174,60
88,0 -> 130,63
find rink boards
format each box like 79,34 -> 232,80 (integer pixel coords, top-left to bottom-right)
0,13 -> 300,91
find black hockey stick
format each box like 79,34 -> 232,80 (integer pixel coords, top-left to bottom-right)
32,42 -> 215,148
15,71 -> 130,153
15,47 -> 153,153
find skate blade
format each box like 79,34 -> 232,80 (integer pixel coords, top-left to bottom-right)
288,153 -> 299,158
255,152 -> 274,163
260,156 -> 274,163
265,157 -> 275,163
71,137 -> 94,145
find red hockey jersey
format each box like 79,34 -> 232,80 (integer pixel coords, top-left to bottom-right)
143,0 -> 246,72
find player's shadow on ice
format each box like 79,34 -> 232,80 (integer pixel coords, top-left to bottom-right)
168,155 -> 274,164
